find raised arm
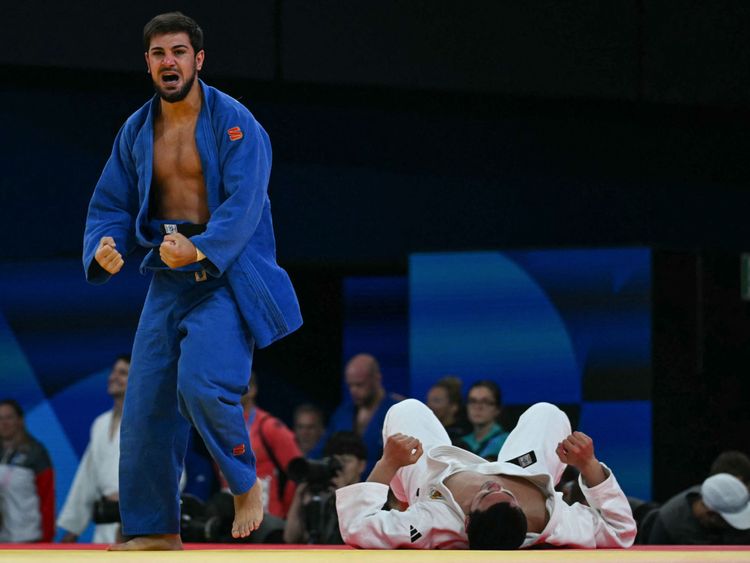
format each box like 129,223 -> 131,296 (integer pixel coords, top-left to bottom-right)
336,483 -> 465,549
552,432 -> 636,548
367,433 -> 423,485
555,431 -> 607,487
335,433 -> 465,549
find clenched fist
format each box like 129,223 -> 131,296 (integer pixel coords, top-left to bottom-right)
556,431 -> 607,487
383,433 -> 424,469
95,237 -> 124,275
367,433 -> 424,485
159,233 -> 197,269
556,431 -> 596,469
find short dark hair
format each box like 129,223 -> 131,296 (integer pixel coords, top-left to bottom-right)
710,450 -> 750,484
0,399 -> 24,418
323,431 -> 367,461
432,376 -> 464,407
468,379 -> 503,408
466,502 -> 527,550
116,354 -> 131,364
143,12 -> 204,53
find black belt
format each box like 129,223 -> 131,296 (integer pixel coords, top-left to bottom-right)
160,223 -> 207,238
506,450 -> 537,469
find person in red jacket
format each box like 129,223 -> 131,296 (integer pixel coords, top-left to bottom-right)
0,399 -> 55,542
218,375 -> 301,519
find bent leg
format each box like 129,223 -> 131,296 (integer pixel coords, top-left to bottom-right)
176,283 -> 260,537
498,402 -> 571,486
382,399 -> 450,503
176,284 -> 255,494
382,398 -> 450,448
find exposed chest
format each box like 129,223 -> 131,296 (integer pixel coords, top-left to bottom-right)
355,407 -> 376,435
502,475 -> 549,532
152,120 -> 203,180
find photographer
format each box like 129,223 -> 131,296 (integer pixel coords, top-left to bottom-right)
284,432 -> 366,544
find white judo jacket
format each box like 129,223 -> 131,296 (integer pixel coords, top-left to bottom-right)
336,400 -> 636,550
57,410 -> 121,543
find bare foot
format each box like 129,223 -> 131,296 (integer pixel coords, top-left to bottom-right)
232,480 -> 264,538
108,534 -> 183,551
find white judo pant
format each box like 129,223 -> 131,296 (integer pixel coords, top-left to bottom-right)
383,399 -> 571,503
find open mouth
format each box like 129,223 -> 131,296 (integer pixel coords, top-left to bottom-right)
161,72 -> 180,84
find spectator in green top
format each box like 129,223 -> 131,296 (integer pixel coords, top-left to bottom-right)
460,380 -> 509,461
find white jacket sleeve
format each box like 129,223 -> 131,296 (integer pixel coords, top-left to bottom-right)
541,463 -> 636,548
336,482 -> 466,549
56,444 -> 98,536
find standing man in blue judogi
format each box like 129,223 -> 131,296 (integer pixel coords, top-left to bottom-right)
82,12 -> 302,551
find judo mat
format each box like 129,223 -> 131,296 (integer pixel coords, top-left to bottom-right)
1,545 -> 749,563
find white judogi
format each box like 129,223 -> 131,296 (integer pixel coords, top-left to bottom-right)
57,410 -> 120,543
336,399 -> 636,549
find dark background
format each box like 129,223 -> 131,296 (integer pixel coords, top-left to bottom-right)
2,1 -> 750,502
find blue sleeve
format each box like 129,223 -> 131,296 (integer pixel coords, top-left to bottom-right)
189,108 -> 272,277
82,124 -> 140,284
307,403 -> 353,459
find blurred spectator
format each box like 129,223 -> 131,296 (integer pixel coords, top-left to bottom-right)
293,404 -> 325,456
426,376 -> 471,445
312,354 -> 402,474
645,473 -> 750,544
710,451 -> 750,486
57,355 -> 130,543
460,380 -> 509,461
284,431 -> 367,544
0,399 -> 54,542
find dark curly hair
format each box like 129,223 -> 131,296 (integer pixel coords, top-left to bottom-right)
0,399 -> 23,418
466,501 -> 527,550
143,12 -> 204,53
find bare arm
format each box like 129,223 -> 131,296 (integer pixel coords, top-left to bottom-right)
552,431 -> 636,548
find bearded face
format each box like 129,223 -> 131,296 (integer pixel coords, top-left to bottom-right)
152,58 -> 198,103
145,32 -> 203,104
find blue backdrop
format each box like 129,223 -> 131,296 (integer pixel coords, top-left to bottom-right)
0,247 -> 652,543
409,249 -> 652,499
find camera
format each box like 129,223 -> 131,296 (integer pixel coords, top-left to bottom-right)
179,493 -> 284,544
287,456 -> 342,494
287,456 -> 346,544
179,493 -> 227,543
92,498 -> 121,524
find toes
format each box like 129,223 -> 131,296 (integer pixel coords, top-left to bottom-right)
235,523 -> 248,538
232,515 -> 263,539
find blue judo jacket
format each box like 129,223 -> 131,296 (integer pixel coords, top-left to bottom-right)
83,81 -> 302,348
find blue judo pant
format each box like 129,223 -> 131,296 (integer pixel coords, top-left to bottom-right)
119,268 -> 257,535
